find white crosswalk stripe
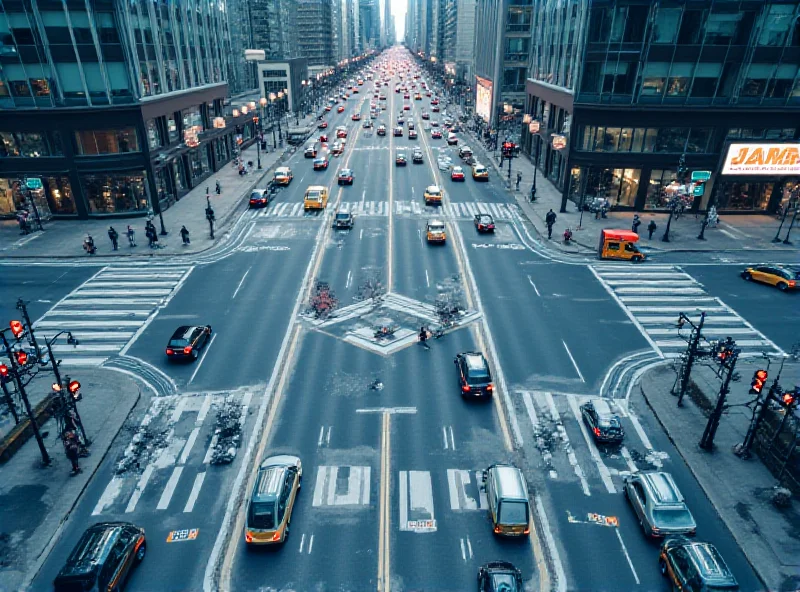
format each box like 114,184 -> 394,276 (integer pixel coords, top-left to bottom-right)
312,466 -> 371,506
34,265 -> 193,366
251,200 -> 520,220
592,265 -> 783,358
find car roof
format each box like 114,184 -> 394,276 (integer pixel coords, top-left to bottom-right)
428,218 -> 445,226
171,326 -> 198,340
477,212 -> 492,218
339,168 -> 352,174
641,472 -> 685,505
62,522 -> 135,573
463,352 -> 487,370
683,542 -> 737,583
592,399 -> 614,417
426,185 -> 441,192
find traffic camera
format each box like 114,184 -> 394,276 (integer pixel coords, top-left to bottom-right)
9,320 -> 24,339
749,369 -> 768,395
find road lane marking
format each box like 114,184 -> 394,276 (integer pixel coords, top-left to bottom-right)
539,392 -> 590,496
179,427 -> 201,465
125,465 -> 154,513
567,396 -> 616,494
346,270 -> 352,289
527,275 -> 541,296
188,333 -> 216,385
616,528 -> 640,584
231,266 -> 251,299
312,466 -> 371,506
562,340 -> 585,382
356,406 -> 417,414
378,412 -> 392,591
308,534 -> 314,554
425,269 -> 430,287
183,472 -> 206,513
537,495 -> 566,592
399,470 -> 436,532
442,425 -> 455,449
460,537 -> 474,561
317,425 -> 332,447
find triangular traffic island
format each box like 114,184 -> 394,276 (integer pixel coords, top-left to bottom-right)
299,292 -> 482,356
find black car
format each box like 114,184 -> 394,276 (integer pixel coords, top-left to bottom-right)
54,522 -> 146,592
580,399 -> 624,443
333,211 -> 354,229
166,325 -> 212,361
454,352 -> 494,398
474,213 -> 495,233
477,561 -> 523,592
396,154 -> 407,166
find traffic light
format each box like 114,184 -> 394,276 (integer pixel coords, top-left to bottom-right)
9,320 -> 24,339
782,391 -> 795,407
0,364 -> 8,381
501,142 -> 515,157
15,351 -> 28,366
749,369 -> 768,395
68,380 -> 82,401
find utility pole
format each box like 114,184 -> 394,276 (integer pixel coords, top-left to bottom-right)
735,378 -> 778,459
699,341 -> 739,451
16,298 -> 40,360
673,311 -> 706,407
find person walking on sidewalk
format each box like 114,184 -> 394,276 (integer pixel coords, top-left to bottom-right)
632,214 -> 642,234
64,431 -> 81,475
180,225 -> 190,245
215,180 -> 221,195
418,326 -> 430,350
647,219 -> 657,239
545,209 -> 557,239
126,225 -> 136,247
516,171 -> 522,191
108,226 -> 119,250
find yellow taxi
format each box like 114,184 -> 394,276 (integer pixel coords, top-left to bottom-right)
303,185 -> 329,210
741,265 -> 799,291
273,167 -> 293,185
244,455 -> 302,545
472,164 -> 489,181
423,185 -> 443,206
426,219 -> 446,244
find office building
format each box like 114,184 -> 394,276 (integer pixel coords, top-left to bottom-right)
360,0 -> 381,50
473,0 -> 532,126
296,0 -> 334,76
0,0 -> 260,221
443,0 -> 476,84
522,0 -> 800,214
250,0 -> 293,60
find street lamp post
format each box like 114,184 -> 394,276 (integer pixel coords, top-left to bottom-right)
268,93 -> 277,149
528,118 -> 541,202
662,154 -> 687,242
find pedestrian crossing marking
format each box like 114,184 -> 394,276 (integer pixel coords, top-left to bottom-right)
446,469 -> 488,510
35,265 -> 193,366
399,470 -> 437,532
312,466 -> 371,507
591,265 -> 784,357
250,200 -> 520,221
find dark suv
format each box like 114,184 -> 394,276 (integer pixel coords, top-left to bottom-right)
454,352 -> 494,398
660,537 -> 739,591
54,522 -> 146,592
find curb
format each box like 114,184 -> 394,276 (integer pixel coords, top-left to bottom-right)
638,377 -> 772,592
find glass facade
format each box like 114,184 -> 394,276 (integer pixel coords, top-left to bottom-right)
74,129 -> 140,155
82,171 -> 149,214
578,127 -> 713,153
0,131 -> 62,157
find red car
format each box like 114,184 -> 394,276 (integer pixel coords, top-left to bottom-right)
313,157 -> 329,170
422,112 -> 430,120
403,104 -> 410,110
318,121 -> 328,129
352,113 -> 361,121
337,106 -> 345,113
451,166 -> 465,181
325,106 -> 332,112
336,129 -> 347,139
432,130 -> 442,139
319,134 -> 328,142
409,129 -> 418,139
431,99 -> 439,105
433,106 -> 440,112
404,94 -> 409,99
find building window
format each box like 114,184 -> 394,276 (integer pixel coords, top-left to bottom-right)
262,69 -> 287,78
655,128 -> 689,153
603,61 -> 635,95
641,63 -> 669,96
741,64 -> 775,98
44,176 -> 76,215
0,132 -> 53,157
715,181 -> 773,211
643,128 -> 658,152
766,64 -> 798,99
687,128 -> 713,153
618,128 -> 634,152
690,63 -> 722,98
653,7 -> 681,44
187,146 -> 210,180
82,171 -> 149,214
0,132 -> 20,157
666,63 -> 693,97
30,78 -> 50,97
632,128 -> 646,152
74,128 -> 140,155
645,169 -> 677,210
173,158 -> 188,193
167,114 -> 179,143
146,119 -> 162,149
758,4 -> 795,46
182,106 -> 203,131
677,9 -> 704,44
0,179 -> 26,215
592,168 -> 640,207
581,62 -> 602,93
704,11 -> 742,45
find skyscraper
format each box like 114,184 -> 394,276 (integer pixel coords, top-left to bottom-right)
296,0 -> 334,74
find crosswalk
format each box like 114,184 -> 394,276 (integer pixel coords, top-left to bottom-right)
250,200 -> 520,221
34,265 -> 193,366
591,265 -> 784,358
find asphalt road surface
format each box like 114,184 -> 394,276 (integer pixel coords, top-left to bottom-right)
11,48 -> 777,592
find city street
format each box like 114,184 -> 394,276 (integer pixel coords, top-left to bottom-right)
2,49 -> 793,592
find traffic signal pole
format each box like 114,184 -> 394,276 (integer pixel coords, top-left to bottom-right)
735,379 -> 778,459
673,312 -> 706,407
699,348 -> 739,451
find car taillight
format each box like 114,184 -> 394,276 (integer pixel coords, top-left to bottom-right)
494,525 -> 501,533
245,531 -> 253,543
790,281 -> 796,287
523,526 -> 530,535
486,384 -> 493,391
272,531 -> 281,541
651,527 -> 661,536
184,346 -> 192,354
166,349 -> 174,355
593,427 -> 601,437
462,385 -> 471,393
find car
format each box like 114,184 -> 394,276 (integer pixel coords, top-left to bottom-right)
352,88 -> 358,93
394,127 -> 403,137
395,153 -> 407,166
422,112 -> 430,120
313,157 -> 329,170
433,105 -> 440,112
404,93 -> 410,99
741,265 -> 799,291
580,399 -> 624,443
408,122 -> 415,131
459,146 -> 473,159
53,522 -> 146,592
324,105 -> 331,112
474,213 -> 495,232
166,325 -> 212,361
403,104 -> 410,110
659,537 -> 738,591
414,93 -> 422,100
454,351 -> 494,398
397,116 -> 405,125
412,150 -> 424,164
338,168 -> 354,185
431,120 -> 440,127
431,98 -> 439,105
351,113 -> 361,121
319,134 -> 328,143
426,218 -> 447,243
336,126 -> 348,139
424,185 -> 443,206
477,561 -> 524,592
304,145 -> 317,158
244,455 -> 302,545
331,141 -> 344,156
377,125 -> 386,136
472,164 -> 489,180
249,189 -> 269,208
333,211 -> 354,229
447,133 -> 458,145
451,166 -> 465,181
409,129 -> 418,139
317,121 -> 328,129
623,471 -> 697,538
337,106 -> 345,113
362,119 -> 372,128
431,129 -> 442,139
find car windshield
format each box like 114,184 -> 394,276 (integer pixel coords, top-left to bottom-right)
491,573 -> 518,592
429,224 -> 445,232
307,191 -> 321,200
478,216 -> 492,223
652,508 -> 694,528
428,189 -> 440,195
335,213 -> 350,220
168,338 -> 190,347
598,416 -> 621,429
248,501 -> 276,529
467,368 -> 490,385
498,501 -> 528,524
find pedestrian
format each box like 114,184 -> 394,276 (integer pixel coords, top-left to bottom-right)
64,431 -> 81,475
126,225 -> 136,247
418,326 -> 430,350
545,209 -> 557,240
180,225 -> 190,245
215,180 -> 221,195
647,219 -> 657,240
632,214 -> 641,234
516,171 -> 522,191
17,210 -> 29,235
146,226 -> 154,248
601,198 -> 610,218
108,226 -> 119,250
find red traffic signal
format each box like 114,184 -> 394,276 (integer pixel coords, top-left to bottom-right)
749,369 -> 768,394
9,320 -> 24,339
15,351 -> 28,366
0,364 -> 8,379
68,380 -> 81,393
783,391 -> 796,408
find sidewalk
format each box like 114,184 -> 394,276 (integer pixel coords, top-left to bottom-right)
0,368 -> 142,591
639,362 -> 800,592
0,114 -> 316,259
448,104 -> 800,257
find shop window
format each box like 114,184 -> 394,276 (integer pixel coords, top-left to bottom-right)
182,106 -> 203,131
666,63 -> 693,97
704,11 -> 742,46
653,7 -> 680,44
716,181 -> 773,211
641,63 -> 668,97
74,128 -> 140,155
655,128 -> 689,153
146,119 -> 162,149
82,171 -> 149,214
0,178 -> 26,215
580,126 -> 595,151
44,176 -> 76,215
167,114 -> 179,143
645,169 -> 677,210
593,168 -> 640,207
173,158 -> 188,193
741,63 -> 775,98
758,4 -> 795,47
600,128 -> 621,152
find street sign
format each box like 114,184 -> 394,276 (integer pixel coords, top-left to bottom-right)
691,170 -> 712,182
25,177 -> 43,190
693,184 -> 705,197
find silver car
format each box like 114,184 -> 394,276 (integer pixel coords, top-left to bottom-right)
623,471 -> 696,538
